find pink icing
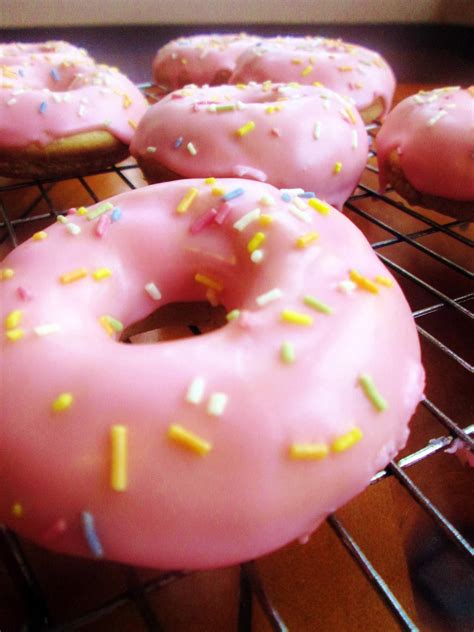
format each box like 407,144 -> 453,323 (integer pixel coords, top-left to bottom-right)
0,178 -> 424,569
152,33 -> 260,90
130,83 -> 369,209
230,36 -> 396,117
0,49 -> 148,148
0,41 -> 92,66
376,86 -> 474,201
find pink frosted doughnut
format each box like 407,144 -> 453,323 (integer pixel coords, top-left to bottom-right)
152,33 -> 260,90
0,43 -> 148,179
131,82 -> 369,209
0,40 -> 92,66
376,86 -> 474,219
230,36 -> 396,123
0,178 -> 424,569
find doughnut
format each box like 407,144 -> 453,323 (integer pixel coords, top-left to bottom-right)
152,33 -> 260,91
0,42 -> 148,179
0,177 -> 425,569
376,86 -> 474,220
229,36 -> 396,123
0,40 -> 92,66
131,82 -> 369,209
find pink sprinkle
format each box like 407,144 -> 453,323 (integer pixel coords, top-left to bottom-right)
171,93 -> 185,99
42,518 -> 68,541
271,128 -> 281,137
67,207 -> 77,215
95,214 -> 111,238
17,286 -> 33,301
214,202 -> 232,225
190,208 -> 218,234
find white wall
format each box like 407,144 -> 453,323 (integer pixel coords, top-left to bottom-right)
0,0 -> 473,27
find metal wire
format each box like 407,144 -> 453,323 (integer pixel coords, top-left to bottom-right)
0,86 -> 472,631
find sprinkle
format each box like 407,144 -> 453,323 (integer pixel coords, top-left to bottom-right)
207,392 -> 228,417
78,104 -> 87,118
280,341 -> 296,364
95,214 -> 111,238
236,121 -> 255,137
122,93 -> 132,109
331,427 -> 363,453
59,267 -> 88,284
223,187 -> 245,201
176,187 -> 199,214
359,373 -> 388,412
288,204 -> 311,223
186,377 -> 206,404
111,207 -> 122,222
333,161 -> 343,174
351,129 -> 358,149
39,101 -> 47,114
110,425 -> 128,492
195,273 -> 223,292
66,223 -> 81,235
0,268 -> 15,280
16,286 -> 32,301
50,68 -> 60,81
190,208 -> 217,234
303,295 -> 333,314
298,191 -> 316,199
214,103 -> 236,112
226,309 -> 241,322
76,206 -> 88,216
5,309 -> 22,330
233,207 -> 261,231
11,502 -> 24,517
281,310 -> 313,326
99,315 -> 115,336
214,202 -> 232,225
92,267 -> 112,281
128,119 -> 137,129
52,392 -> 74,413
375,275 -> 393,287
204,177 -> 216,184
174,136 -> 184,149
301,64 -> 313,77
187,141 -> 198,156
168,424 -> 212,455
146,146 -> 157,153
6,328 -> 24,342
349,269 -> 379,294
337,280 -> 357,293
338,65 -> 353,72
81,511 -> 104,558
86,202 -> 114,221
256,288 -> 283,306
259,194 -> 276,207
282,187 -> 305,196
427,110 -> 447,126
281,192 -> 292,202
33,323 -> 61,336
145,282 -> 162,301
247,231 -> 266,253
32,230 -> 47,241
7,97 -> 17,106
212,186 -> 226,196
251,249 -> 264,264
292,196 -> 309,211
308,198 -> 331,215
296,231 -> 319,248
289,443 -> 329,460
259,214 -> 273,226
104,316 -> 123,333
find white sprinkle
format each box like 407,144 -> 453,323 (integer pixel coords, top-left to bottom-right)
259,194 -> 276,207
146,146 -> 157,153
66,223 -> 81,235
187,141 -> 197,156
251,249 -> 264,264
78,104 -> 87,117
339,108 -> 351,123
337,280 -> 357,293
427,110 -> 447,126
145,282 -> 162,300
351,129 -> 358,149
207,392 -> 228,417
233,207 -> 261,232
313,120 -> 322,139
236,100 -> 247,110
52,93 -> 63,103
256,288 -> 283,306
444,103 -> 457,109
322,99 -> 330,111
426,94 -> 439,103
56,215 -> 68,224
281,188 -> 305,196
33,323 -> 61,336
413,94 -> 425,104
206,288 -> 219,307
292,197 -> 308,211
288,204 -> 311,223
62,93 -> 72,103
7,97 -> 17,106
186,376 -> 206,404
207,104 -> 217,112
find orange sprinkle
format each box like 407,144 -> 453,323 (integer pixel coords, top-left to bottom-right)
349,269 -> 379,294
59,267 -> 88,284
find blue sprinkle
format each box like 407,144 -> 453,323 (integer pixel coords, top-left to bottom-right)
39,101 -> 47,114
111,207 -> 122,222
174,136 -> 184,149
18,68 -> 25,77
281,192 -> 291,202
50,68 -> 60,81
81,511 -> 104,558
223,187 -> 245,201
298,192 -> 316,198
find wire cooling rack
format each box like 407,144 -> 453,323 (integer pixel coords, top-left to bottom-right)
0,85 -> 473,632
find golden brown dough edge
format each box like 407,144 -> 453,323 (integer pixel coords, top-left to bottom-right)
385,149 -> 474,220
0,130 -> 130,180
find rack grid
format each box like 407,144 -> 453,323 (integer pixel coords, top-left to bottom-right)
0,84 -> 472,632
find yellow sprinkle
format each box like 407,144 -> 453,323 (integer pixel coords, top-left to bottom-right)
0,267 -> 14,281
262,80 -> 273,92
259,214 -> 273,226
32,230 -> 48,241
76,206 -> 88,216
204,177 -> 216,185
92,267 -> 112,281
281,310 -> 313,326
349,269 -> 379,294
176,187 -> 199,214
301,64 -> 313,77
236,121 -> 255,137
235,83 -> 247,89
307,198 -> 331,215
295,231 -> 319,249
59,267 -> 88,284
289,443 -> 329,460
211,187 -> 226,196
247,231 -> 266,253
128,119 -> 137,129
110,425 -> 128,492
345,107 -> 357,124
194,273 -> 223,292
5,309 -> 22,330
331,427 -> 363,453
99,315 -> 115,336
168,424 -> 212,456
333,161 -> 343,174
122,93 -> 132,109
11,503 -> 23,518
6,328 -> 24,342
226,309 -> 241,322
291,58 -> 302,64
288,82 -> 301,88
52,392 -> 74,413
265,105 -> 283,114
338,65 -> 353,72
375,275 -> 393,287
312,81 -> 324,87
